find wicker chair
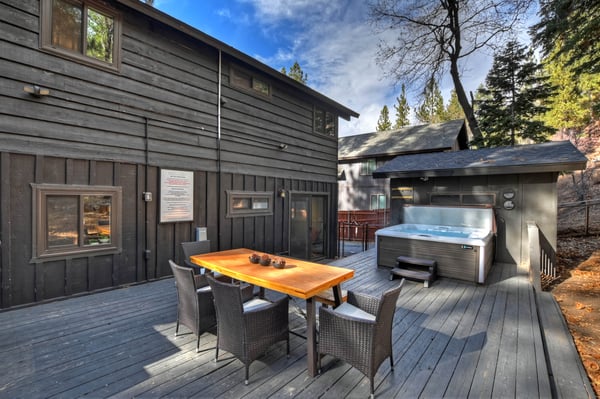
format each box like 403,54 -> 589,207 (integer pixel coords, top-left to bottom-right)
318,279 -> 405,398
169,260 -> 217,353
206,274 -> 289,385
180,241 -> 211,273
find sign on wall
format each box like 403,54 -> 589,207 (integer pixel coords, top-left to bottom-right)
160,169 -> 194,223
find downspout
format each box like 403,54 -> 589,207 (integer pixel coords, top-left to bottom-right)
144,116 -> 150,281
217,49 -> 222,250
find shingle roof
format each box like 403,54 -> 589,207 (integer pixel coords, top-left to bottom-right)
373,140 -> 588,178
338,119 -> 467,160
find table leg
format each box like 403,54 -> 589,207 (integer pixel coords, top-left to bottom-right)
332,284 -> 343,307
306,296 -> 317,377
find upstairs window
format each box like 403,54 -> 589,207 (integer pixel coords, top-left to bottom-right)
230,66 -> 271,97
314,107 -> 337,136
360,159 -> 376,175
41,0 -> 121,70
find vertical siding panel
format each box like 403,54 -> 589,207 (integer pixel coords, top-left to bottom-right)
206,172 -> 218,251
231,174 -> 244,249
1,153 -> 12,308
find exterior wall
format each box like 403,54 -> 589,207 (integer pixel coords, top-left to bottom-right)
389,172 -> 559,266
338,159 -> 390,211
0,0 -> 342,308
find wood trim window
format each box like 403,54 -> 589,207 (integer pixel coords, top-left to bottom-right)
31,184 -> 122,261
40,0 -> 121,71
230,66 -> 271,97
314,107 -> 337,137
370,194 -> 387,210
429,192 -> 496,206
360,159 -> 376,176
226,190 -> 273,218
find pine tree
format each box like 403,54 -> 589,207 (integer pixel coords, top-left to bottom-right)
393,84 -> 411,129
281,61 -> 308,84
475,40 -> 555,147
415,78 -> 445,124
445,90 -> 465,121
376,105 -> 392,131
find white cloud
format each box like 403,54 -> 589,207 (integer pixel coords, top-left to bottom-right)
239,0 -> 492,137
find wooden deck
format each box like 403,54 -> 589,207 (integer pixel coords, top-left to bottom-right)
0,249 -> 594,398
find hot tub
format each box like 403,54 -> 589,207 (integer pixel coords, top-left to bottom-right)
376,206 -> 495,284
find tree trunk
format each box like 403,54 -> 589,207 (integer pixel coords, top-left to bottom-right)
450,60 -> 483,143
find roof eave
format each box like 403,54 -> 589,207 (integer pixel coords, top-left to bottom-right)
373,160 -> 588,179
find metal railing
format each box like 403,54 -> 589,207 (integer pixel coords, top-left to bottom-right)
557,199 -> 600,235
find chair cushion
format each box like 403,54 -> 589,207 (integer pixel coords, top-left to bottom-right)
243,298 -> 272,312
333,302 -> 376,321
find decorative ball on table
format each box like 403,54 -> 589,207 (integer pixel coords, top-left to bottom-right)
249,253 -> 260,264
272,258 -> 286,269
259,254 -> 271,266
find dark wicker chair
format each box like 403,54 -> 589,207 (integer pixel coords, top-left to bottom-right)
206,274 -> 289,385
180,240 -> 211,273
318,279 -> 405,398
169,260 -> 217,353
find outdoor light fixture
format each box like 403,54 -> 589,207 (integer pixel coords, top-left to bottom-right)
278,188 -> 286,198
278,143 -> 288,150
24,85 -> 50,97
420,176 -> 429,182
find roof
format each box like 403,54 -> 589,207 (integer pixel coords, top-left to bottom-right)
373,140 -> 588,179
338,119 -> 467,161
116,0 -> 358,121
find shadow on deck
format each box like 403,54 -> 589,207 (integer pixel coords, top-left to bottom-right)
0,249 -> 593,398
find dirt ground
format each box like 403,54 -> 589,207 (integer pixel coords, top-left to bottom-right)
551,125 -> 600,396
553,235 -> 600,397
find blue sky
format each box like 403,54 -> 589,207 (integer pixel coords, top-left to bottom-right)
153,0 -> 493,137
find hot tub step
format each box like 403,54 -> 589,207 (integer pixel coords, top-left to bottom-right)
390,256 -> 437,288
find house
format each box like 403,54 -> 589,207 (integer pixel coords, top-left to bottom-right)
337,119 -> 468,226
0,0 -> 357,309
373,140 -> 588,267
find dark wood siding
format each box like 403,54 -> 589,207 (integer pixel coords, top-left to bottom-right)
0,0 -> 344,308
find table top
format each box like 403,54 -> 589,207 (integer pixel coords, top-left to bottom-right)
190,248 -> 354,299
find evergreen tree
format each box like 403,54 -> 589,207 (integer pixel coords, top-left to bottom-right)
393,84 -> 411,129
281,61 -> 308,84
532,0 -> 600,76
415,78 -> 445,124
445,90 -> 465,121
475,40 -> 555,147
376,105 -> 392,131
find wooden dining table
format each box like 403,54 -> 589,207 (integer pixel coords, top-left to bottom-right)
190,248 -> 354,377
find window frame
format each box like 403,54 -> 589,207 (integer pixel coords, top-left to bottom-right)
40,0 -> 122,72
314,106 -> 337,137
31,183 -> 122,262
360,159 -> 376,176
225,190 -> 274,218
230,66 -> 272,98
370,194 -> 387,210
429,192 -> 496,206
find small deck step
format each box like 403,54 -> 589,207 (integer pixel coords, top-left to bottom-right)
390,256 -> 437,288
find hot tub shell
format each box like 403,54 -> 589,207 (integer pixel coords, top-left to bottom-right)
375,206 -> 496,284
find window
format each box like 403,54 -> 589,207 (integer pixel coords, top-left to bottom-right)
230,66 -> 271,97
32,184 -> 122,261
314,107 -> 337,136
370,194 -> 387,210
226,190 -> 273,217
41,0 -> 121,70
360,159 -> 376,175
430,192 -> 495,206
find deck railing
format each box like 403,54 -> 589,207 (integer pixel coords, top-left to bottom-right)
527,221 -> 557,291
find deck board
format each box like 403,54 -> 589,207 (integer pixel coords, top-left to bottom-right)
0,249 -> 593,398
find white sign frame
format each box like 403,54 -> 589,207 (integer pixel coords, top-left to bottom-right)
160,169 -> 194,223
